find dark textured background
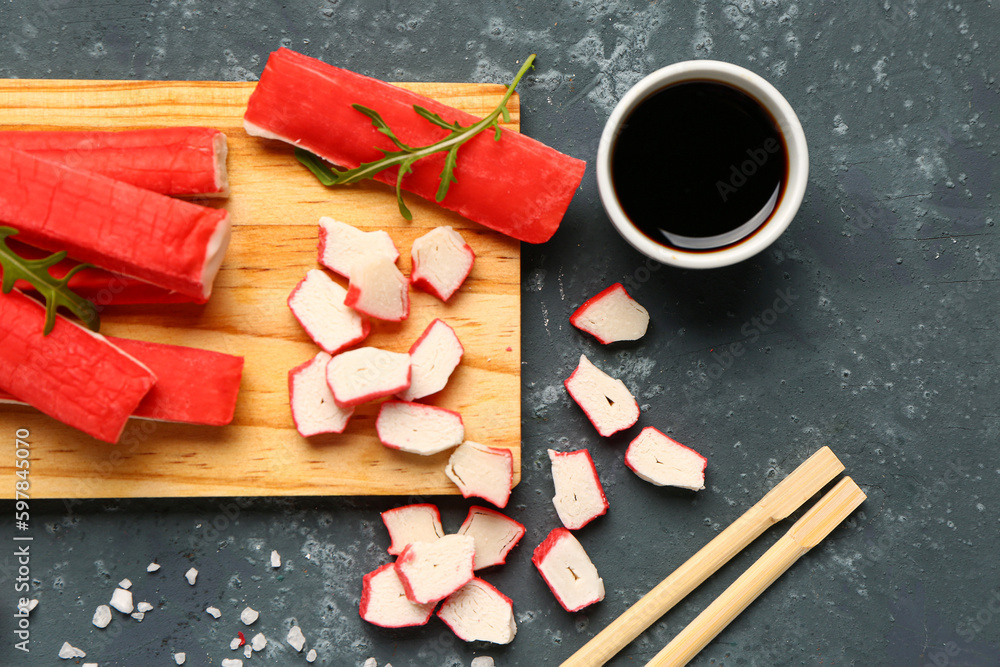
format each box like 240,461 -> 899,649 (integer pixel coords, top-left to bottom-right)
1,1 -> 998,665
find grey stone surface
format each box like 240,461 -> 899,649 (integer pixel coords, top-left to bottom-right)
1,1 -> 998,665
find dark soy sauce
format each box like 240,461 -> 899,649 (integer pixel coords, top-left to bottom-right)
611,81 -> 788,250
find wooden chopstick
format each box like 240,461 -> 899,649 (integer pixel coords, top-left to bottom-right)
645,476 -> 867,666
561,446 -> 844,667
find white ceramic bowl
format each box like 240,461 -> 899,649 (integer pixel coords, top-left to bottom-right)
596,60 -> 809,269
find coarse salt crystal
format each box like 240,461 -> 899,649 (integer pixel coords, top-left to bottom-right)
26,598 -> 39,612
173,652 -> 186,665
471,658 -> 496,667
83,664 -> 98,667
118,578 -> 132,590
229,637 -> 241,650
243,644 -> 252,659
286,625 -> 306,652
58,641 -> 86,659
131,611 -> 145,622
221,660 -> 243,667
240,606 -> 259,625
147,562 -> 161,572
270,550 -> 281,568
137,601 -> 153,613
184,567 -> 198,585
306,648 -> 318,663
251,633 -> 267,651
109,588 -> 133,614
92,604 -> 112,628
363,659 -> 377,667
206,606 -> 221,619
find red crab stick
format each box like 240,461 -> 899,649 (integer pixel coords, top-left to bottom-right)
0,336 -> 243,426
0,289 -> 156,443
0,127 -> 230,198
7,239 -> 197,305
0,145 -> 231,301
244,48 -> 587,244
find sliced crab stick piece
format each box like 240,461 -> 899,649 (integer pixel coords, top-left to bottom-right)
397,318 -> 464,402
625,426 -> 707,491
243,48 -> 587,244
532,527 -> 605,613
0,289 -> 156,443
445,441 -> 514,509
359,563 -> 435,629
570,282 -> 650,344
395,534 -> 476,605
548,448 -> 609,530
317,216 -> 398,280
0,334 -> 243,426
564,354 -> 639,437
381,504 -> 444,556
375,400 -> 464,456
0,127 -> 230,197
344,255 -> 410,322
288,351 -> 353,437
325,346 -> 410,408
0,146 -> 231,301
457,506 -> 525,570
437,578 -> 517,644
287,269 -> 370,355
410,226 -> 475,302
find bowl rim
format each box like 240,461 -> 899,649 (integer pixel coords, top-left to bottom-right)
596,60 -> 810,269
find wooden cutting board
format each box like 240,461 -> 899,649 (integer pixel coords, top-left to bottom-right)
0,78 -> 521,498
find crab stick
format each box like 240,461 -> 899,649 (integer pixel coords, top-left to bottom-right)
0,289 -> 156,443
7,238 -> 197,305
0,334 -> 243,426
244,48 -> 586,244
0,145 -> 231,300
0,127 -> 230,198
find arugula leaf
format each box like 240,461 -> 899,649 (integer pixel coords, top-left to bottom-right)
297,54 -> 536,219
0,227 -> 100,335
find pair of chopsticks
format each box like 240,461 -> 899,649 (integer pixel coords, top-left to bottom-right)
561,446 -> 865,667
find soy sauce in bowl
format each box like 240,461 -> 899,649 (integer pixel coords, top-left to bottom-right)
610,80 -> 788,251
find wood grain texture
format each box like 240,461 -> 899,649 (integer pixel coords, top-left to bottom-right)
0,79 -> 521,499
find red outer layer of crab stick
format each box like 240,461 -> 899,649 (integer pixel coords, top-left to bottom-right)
0,127 -> 230,198
0,145 -> 231,301
243,48 -> 587,244
7,239 -> 198,305
0,335 -> 243,426
0,289 -> 156,443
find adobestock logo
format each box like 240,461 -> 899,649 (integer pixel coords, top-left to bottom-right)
716,137 -> 782,202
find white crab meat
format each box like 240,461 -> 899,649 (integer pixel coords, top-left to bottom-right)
437,578 -> 516,644
409,226 -> 475,302
548,449 -> 609,530
532,527 -> 605,612
376,400 -> 464,455
625,426 -> 707,490
317,216 -> 399,279
564,354 -> 639,437
344,256 -> 410,322
359,563 -> 436,628
444,441 -> 514,509
395,534 -> 476,605
397,318 -> 464,401
457,506 -> 525,570
288,351 -> 354,437
570,283 -> 649,344
381,503 -> 445,556
325,346 -> 410,408
287,269 -> 370,355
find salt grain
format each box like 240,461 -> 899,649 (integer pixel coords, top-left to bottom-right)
109,588 -> 134,614
92,604 -> 112,628
26,599 -> 38,612
229,637 -> 241,650
471,658 -> 496,667
306,648 -> 317,663
221,660 -> 243,667
58,641 -> 86,658
240,606 -> 259,625
251,632 -> 267,651
364,659 -> 377,667
206,606 -> 221,619
243,644 -> 252,659
83,664 -> 98,667
147,562 -> 161,573
118,578 -> 132,590
270,550 -> 281,568
173,652 -> 186,665
137,601 -> 153,613
286,625 -> 306,652
184,567 -> 198,585
130,611 -> 145,622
